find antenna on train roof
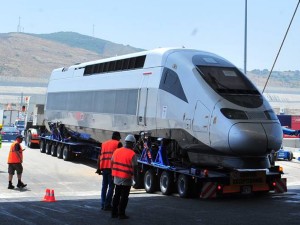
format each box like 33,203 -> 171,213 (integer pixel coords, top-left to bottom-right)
262,1 -> 300,94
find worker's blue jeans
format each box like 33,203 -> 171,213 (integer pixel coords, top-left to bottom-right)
101,169 -> 115,208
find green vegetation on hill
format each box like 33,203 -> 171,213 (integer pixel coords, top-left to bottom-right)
30,32 -> 144,56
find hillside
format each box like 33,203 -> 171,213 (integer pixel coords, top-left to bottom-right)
31,32 -> 144,57
1,31 -> 300,112
0,31 -> 299,88
247,69 -> 300,90
0,32 -> 143,83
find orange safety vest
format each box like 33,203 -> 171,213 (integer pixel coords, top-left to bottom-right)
7,141 -> 23,163
112,147 -> 135,179
99,139 -> 120,169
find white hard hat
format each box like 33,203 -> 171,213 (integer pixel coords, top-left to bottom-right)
125,134 -> 136,143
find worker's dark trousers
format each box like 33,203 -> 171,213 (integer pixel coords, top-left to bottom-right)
101,169 -> 115,208
112,185 -> 131,216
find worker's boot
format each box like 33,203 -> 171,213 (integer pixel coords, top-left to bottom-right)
104,205 -> 112,211
8,182 -> 15,189
119,215 -> 129,219
17,182 -> 27,188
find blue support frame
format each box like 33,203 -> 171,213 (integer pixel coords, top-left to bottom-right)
140,141 -> 152,163
139,138 -> 170,168
153,141 -> 169,166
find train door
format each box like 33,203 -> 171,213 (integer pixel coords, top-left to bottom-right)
137,75 -> 149,126
192,100 -> 210,145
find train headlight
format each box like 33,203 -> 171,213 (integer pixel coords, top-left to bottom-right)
220,108 -> 248,120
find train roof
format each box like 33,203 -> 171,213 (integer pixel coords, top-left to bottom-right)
49,48 -> 236,85
52,47 -> 228,72
76,48 -> 202,67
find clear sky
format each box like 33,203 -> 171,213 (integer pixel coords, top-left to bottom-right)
1,0 -> 300,71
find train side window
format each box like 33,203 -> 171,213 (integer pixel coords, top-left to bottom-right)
114,89 -> 138,115
46,93 -> 68,110
159,68 -> 188,103
103,90 -> 116,114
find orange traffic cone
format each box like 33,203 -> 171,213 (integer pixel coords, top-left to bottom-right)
48,189 -> 56,202
43,189 -> 50,202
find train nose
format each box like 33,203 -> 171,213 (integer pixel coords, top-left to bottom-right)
228,122 -> 282,156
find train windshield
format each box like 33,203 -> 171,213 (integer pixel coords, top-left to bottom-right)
196,66 -> 263,108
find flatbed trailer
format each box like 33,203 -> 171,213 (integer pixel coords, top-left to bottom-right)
34,128 -> 287,199
28,121 -> 287,199
134,139 -> 287,199
39,135 -> 100,161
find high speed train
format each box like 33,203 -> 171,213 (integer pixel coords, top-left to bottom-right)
45,48 -> 283,169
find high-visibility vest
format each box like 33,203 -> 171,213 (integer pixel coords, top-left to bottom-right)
7,141 -> 23,163
0,134 -> 2,149
112,147 -> 135,179
99,139 -> 120,169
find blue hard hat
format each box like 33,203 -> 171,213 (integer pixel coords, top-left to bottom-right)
16,135 -> 24,139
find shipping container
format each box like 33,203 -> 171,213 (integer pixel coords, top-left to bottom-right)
291,115 -> 300,130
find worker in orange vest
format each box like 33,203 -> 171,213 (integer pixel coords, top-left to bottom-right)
7,135 -> 27,189
97,132 -> 122,211
111,134 -> 138,219
0,124 -> 2,149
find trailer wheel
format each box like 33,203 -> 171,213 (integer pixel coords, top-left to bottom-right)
177,174 -> 191,198
45,142 -> 52,155
160,171 -> 174,195
133,170 -> 144,189
51,143 -> 57,157
26,132 -> 33,148
40,139 -> 46,153
288,152 -> 293,161
57,144 -> 63,159
63,145 -> 72,161
144,169 -> 157,193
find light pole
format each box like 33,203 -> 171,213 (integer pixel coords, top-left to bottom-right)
244,0 -> 247,75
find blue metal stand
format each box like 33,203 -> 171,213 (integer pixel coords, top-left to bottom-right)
140,141 -> 152,163
154,140 -> 169,166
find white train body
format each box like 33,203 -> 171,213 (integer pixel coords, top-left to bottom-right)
45,48 -> 282,169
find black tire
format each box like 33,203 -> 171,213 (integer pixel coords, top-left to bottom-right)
51,143 -> 57,157
288,152 -> 293,161
160,171 -> 174,195
133,170 -> 144,189
45,142 -> 52,155
24,131 -> 28,145
144,169 -> 158,193
254,190 -> 270,197
40,139 -> 46,153
63,145 -> 72,161
26,132 -> 33,148
57,144 -> 63,159
177,174 -> 191,198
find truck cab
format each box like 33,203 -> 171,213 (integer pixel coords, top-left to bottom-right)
14,119 -> 25,134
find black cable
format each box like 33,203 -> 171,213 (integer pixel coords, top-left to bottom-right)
262,0 -> 300,93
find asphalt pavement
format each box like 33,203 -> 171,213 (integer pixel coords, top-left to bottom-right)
0,142 -> 300,225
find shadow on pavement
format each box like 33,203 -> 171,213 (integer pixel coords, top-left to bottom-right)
0,189 -> 300,225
